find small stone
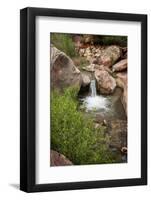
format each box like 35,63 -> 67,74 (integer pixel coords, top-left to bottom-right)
121,147 -> 127,154
102,119 -> 107,126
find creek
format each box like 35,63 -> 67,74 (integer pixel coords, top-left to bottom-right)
78,79 -> 127,163
79,80 -> 126,120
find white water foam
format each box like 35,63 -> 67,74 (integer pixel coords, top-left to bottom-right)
83,95 -> 109,111
83,80 -> 109,111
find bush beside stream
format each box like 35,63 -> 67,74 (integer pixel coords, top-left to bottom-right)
51,87 -> 117,165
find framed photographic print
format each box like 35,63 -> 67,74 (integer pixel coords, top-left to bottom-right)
20,7 -> 147,192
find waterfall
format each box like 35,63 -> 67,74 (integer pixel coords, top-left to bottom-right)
81,79 -> 109,112
90,80 -> 97,97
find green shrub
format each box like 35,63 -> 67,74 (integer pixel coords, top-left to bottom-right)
100,36 -> 127,46
51,87 -> 116,165
51,33 -> 77,57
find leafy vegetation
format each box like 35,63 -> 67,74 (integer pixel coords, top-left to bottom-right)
51,33 -> 77,57
51,87 -> 116,165
100,36 -> 127,46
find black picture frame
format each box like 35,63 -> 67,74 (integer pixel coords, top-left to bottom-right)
20,7 -> 147,192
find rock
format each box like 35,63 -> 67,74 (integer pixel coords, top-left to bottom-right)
50,45 -> 82,90
81,73 -> 91,87
95,53 -> 101,57
82,64 -> 104,72
82,64 -> 95,72
95,70 -> 116,94
116,72 -> 127,115
94,123 -> 100,129
73,35 -> 83,50
95,65 -> 105,71
98,45 -> 121,67
79,48 -> 85,57
50,150 -> 73,166
121,147 -> 127,154
86,55 -> 93,63
94,114 -> 106,124
121,47 -> 127,59
94,120 -> 107,129
112,59 -> 127,72
116,72 -> 127,88
91,57 -> 98,64
102,119 -> 107,126
121,87 -> 127,116
108,120 -> 127,150
83,35 -> 94,44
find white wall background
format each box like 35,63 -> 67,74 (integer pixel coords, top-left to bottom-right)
0,0 -> 150,199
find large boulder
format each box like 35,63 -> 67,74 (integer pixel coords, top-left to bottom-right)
50,150 -> 73,166
98,45 -> 121,67
50,45 -> 82,90
116,72 -> 127,115
112,59 -> 127,72
116,72 -> 127,88
95,69 -> 116,94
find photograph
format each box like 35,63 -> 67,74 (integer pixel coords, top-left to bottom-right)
50,33 -> 128,166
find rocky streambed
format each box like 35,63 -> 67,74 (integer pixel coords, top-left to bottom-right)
78,77 -> 127,162
77,43 -> 128,163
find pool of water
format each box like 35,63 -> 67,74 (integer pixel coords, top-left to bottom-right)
83,95 -> 109,112
79,87 -> 126,120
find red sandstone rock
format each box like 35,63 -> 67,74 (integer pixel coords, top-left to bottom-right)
50,150 -> 73,166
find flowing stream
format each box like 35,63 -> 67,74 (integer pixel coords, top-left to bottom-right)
79,80 -> 126,120
83,80 -> 109,113
90,80 -> 97,97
